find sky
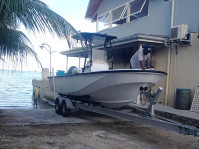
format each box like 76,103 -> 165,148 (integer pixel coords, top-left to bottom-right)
0,0 -> 96,72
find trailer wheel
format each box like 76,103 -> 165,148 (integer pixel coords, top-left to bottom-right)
55,99 -> 61,114
61,101 -> 71,117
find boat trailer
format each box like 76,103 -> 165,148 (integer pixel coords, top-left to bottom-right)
55,87 -> 199,137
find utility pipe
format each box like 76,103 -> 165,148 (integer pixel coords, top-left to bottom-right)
171,0 -> 175,28
165,0 -> 175,106
173,44 -> 178,103
165,48 -> 171,106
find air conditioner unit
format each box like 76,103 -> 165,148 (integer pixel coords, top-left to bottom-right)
170,24 -> 188,40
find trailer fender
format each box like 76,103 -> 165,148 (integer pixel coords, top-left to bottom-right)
57,95 -> 74,110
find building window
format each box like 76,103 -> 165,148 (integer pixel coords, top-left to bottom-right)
98,12 -> 110,31
112,5 -> 128,24
164,0 -> 171,2
97,0 -> 149,31
129,0 -> 149,21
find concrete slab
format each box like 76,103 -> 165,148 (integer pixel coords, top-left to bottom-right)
129,103 -> 199,121
0,109 -> 119,126
129,103 -> 199,128
2,103 -> 198,128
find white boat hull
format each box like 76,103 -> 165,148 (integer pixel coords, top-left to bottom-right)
49,69 -> 166,108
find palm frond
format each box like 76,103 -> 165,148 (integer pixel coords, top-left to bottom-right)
0,57 -> 5,62
0,27 -> 42,67
0,0 -> 80,49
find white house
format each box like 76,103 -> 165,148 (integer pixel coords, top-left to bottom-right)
62,0 -> 199,107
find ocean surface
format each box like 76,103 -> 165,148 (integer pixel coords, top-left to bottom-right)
0,70 -> 53,109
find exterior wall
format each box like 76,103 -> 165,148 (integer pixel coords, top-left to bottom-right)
114,62 -> 130,69
96,0 -> 130,15
112,46 -> 138,69
152,47 -> 168,104
151,34 -> 199,107
174,0 -> 199,33
42,68 -> 49,80
92,49 -> 107,62
97,0 -> 199,37
168,33 -> 199,106
97,0 -> 172,38
32,68 -> 57,103
32,79 -> 57,101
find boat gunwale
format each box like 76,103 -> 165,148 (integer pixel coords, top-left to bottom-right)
49,69 -> 167,79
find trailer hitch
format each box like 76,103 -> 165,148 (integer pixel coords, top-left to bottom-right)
140,87 -> 163,118
139,87 -> 199,137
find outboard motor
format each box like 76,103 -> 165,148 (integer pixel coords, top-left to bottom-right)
72,67 -> 82,74
67,66 -> 82,75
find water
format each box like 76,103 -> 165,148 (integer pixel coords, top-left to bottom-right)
0,70 -> 53,109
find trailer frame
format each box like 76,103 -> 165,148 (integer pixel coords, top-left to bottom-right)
55,87 -> 199,137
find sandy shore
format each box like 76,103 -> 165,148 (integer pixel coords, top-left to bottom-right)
0,109 -> 199,149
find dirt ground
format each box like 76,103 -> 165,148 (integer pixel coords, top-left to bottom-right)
0,109 -> 199,149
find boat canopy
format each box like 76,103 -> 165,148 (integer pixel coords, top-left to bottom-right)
72,32 -> 117,47
71,32 -> 117,71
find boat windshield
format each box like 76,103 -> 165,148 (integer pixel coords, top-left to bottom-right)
92,35 -> 107,45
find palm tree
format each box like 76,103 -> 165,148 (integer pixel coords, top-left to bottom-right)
0,0 -> 79,65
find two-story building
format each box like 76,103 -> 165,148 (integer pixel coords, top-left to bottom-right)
62,0 -> 199,107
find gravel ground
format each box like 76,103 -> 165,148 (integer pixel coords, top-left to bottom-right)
1,121 -> 199,149
0,109 -> 199,149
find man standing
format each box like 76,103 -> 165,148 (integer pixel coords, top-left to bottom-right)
130,44 -> 151,70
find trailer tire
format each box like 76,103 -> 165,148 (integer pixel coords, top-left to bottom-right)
55,99 -> 61,114
61,101 -> 71,117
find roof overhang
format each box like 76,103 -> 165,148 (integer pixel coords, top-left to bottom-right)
111,34 -> 168,49
85,0 -> 102,20
61,34 -> 168,57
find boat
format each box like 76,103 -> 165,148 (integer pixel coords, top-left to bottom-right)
49,69 -> 166,108
48,32 -> 166,108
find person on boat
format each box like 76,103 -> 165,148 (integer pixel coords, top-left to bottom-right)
130,44 -> 151,70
